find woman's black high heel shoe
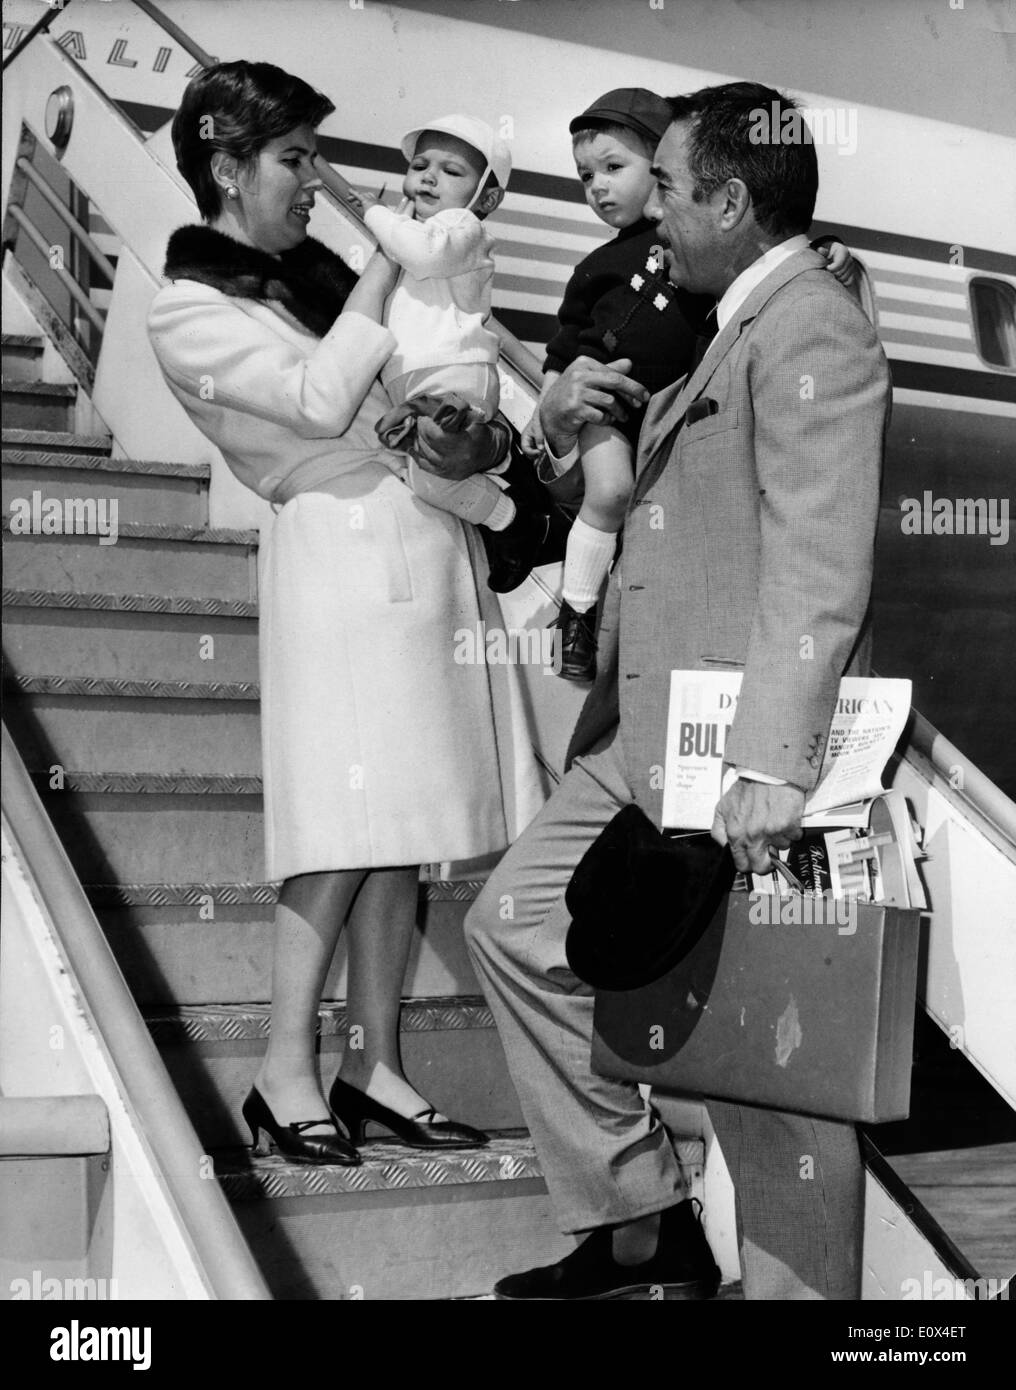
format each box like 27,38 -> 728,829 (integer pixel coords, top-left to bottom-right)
242,1085 -> 361,1166
328,1077 -> 489,1150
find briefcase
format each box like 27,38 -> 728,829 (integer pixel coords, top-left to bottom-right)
591,891 -> 922,1123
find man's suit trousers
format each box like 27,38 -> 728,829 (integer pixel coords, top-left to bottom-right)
465,729 -> 865,1299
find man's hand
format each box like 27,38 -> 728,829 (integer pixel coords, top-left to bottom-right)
539,356 -> 648,456
520,407 -> 545,459
413,414 -> 507,480
711,779 -> 806,874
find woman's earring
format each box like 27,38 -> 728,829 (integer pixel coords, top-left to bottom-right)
225,184 -> 240,200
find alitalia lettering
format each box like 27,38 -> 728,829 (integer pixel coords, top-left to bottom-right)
14,26 -> 219,73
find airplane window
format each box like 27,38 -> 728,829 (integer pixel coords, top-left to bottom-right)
970,277 -> 1016,370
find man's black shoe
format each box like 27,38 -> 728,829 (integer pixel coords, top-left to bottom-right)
553,598 -> 598,682
482,506 -> 550,593
492,1198 -> 721,1300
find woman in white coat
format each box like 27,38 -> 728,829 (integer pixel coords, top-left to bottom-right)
148,61 -> 519,1163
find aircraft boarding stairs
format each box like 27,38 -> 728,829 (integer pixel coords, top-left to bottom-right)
2,15 -> 1014,1301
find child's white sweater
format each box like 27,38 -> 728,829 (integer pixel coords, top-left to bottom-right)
364,203 -> 500,385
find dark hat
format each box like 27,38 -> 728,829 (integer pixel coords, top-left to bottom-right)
564,804 -> 736,992
569,88 -> 673,148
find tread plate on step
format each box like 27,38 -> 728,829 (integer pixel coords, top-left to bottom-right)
1,378 -> 76,396
3,588 -> 258,618
6,674 -> 260,701
31,769 -> 262,794
84,880 -> 484,907
86,881 -> 281,907
1,448 -> 210,479
146,996 -> 494,1044
2,429 -> 110,452
2,518 -> 257,545
423,880 -> 490,901
218,1132 -> 543,1200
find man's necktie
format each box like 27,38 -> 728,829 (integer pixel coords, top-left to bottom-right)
689,305 -> 719,372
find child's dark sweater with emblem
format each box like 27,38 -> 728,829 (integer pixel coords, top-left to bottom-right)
543,217 -> 715,446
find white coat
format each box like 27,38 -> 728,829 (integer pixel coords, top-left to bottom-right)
148,271 -> 537,878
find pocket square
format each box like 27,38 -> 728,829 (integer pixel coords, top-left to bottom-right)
685,397 -> 719,425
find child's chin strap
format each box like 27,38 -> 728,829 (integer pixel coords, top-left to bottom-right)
464,160 -> 493,212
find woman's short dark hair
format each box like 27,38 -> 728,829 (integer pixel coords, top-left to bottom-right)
666,82 -> 818,238
172,61 -> 335,221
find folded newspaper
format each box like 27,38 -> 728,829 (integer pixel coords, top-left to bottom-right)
661,672 -> 912,830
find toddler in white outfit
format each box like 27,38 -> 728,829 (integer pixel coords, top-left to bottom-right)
334,115 -> 548,592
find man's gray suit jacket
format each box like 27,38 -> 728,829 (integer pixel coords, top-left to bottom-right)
569,246 -> 892,826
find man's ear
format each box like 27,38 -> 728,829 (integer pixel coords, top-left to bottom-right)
210,149 -> 240,195
475,185 -> 505,218
719,178 -> 751,231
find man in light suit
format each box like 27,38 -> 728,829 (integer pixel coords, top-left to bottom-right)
466,81 -> 890,1299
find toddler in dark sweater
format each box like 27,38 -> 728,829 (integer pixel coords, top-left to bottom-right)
523,88 -> 854,680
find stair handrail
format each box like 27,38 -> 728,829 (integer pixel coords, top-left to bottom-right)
14,153 -> 117,285
1,1 -> 58,71
129,0 -> 217,71
6,205 -> 104,334
0,722 -> 272,1302
905,708 -> 1016,850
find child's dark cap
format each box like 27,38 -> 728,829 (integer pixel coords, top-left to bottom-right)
569,88 -> 673,148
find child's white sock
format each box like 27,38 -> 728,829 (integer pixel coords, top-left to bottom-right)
562,517 -> 618,613
485,493 -> 517,531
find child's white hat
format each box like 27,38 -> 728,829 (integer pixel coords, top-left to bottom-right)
400,115 -> 512,193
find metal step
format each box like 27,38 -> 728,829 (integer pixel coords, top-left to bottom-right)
2,449 -> 209,526
36,774 -> 266,882
5,678 -> 262,774
217,1133 -> 706,1300
2,377 -> 76,430
91,883 -> 482,1006
2,589 -> 259,684
219,1132 -> 569,1300
3,523 -> 258,601
150,995 -> 523,1145
34,772 -> 499,889
3,428 -> 112,456
0,335 -> 44,382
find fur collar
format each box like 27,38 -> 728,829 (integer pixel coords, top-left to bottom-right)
163,224 -> 358,338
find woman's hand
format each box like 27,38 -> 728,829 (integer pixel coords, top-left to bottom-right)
343,246 -> 399,322
540,356 -> 648,457
360,246 -> 400,297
